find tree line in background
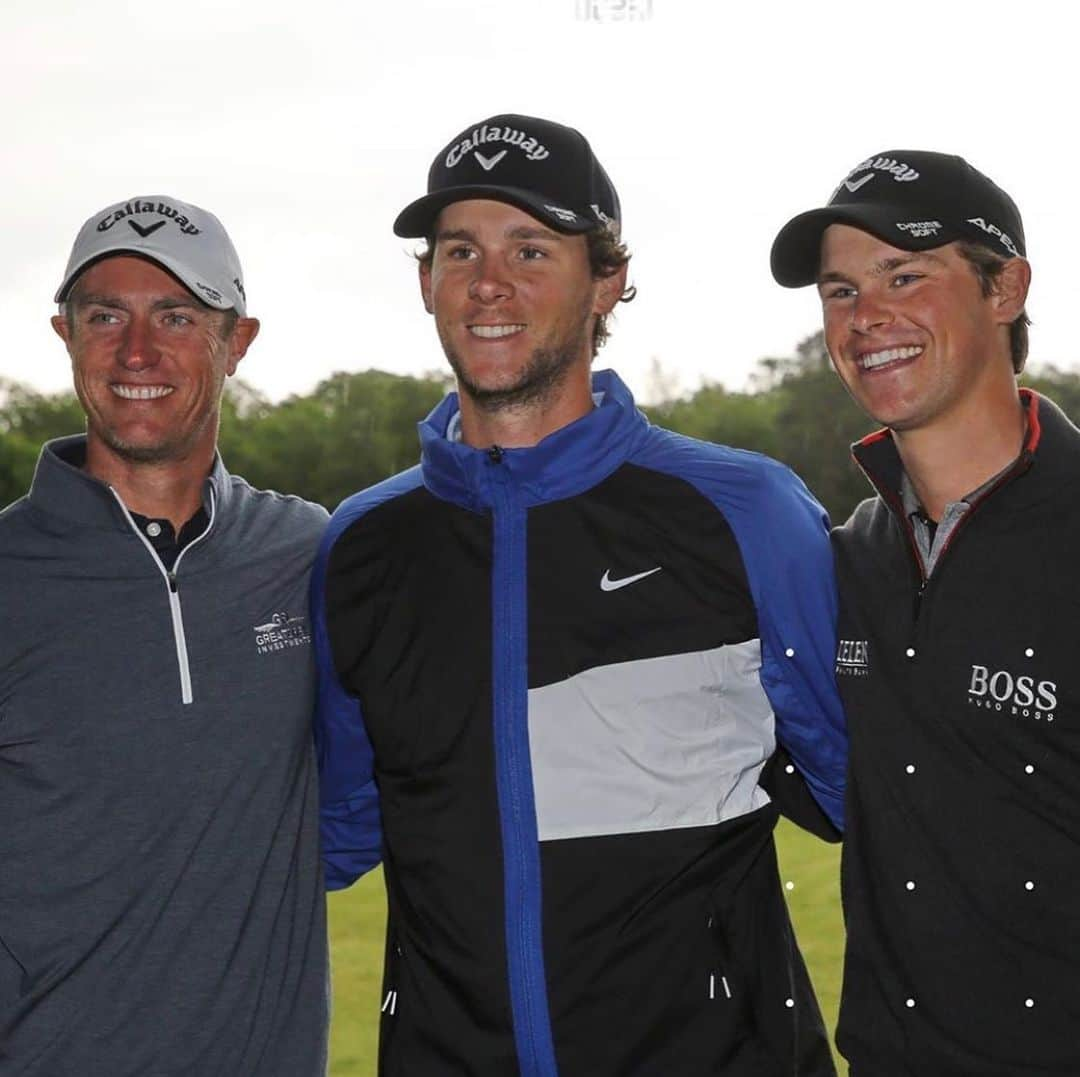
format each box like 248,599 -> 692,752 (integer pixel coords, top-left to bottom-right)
4,332 -> 1080,524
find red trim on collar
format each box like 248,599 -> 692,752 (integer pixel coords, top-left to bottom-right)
854,426 -> 891,450
852,391 -> 1041,455
1018,388 -> 1042,454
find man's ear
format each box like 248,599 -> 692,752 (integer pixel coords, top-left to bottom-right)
592,262 -> 628,317
51,313 -> 72,346
992,257 -> 1032,325
419,259 -> 434,315
225,317 -> 260,377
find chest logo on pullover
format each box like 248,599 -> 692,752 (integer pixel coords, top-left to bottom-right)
253,610 -> 312,655
836,639 -> 870,677
600,566 -> 662,592
968,664 -> 1058,721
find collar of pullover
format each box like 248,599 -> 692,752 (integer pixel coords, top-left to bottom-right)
849,388 -> 1054,513
26,434 -> 231,531
418,369 -> 651,512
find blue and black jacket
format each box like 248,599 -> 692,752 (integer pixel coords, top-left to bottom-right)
312,370 -> 846,1076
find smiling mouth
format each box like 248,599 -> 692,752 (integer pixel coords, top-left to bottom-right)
110,385 -> 174,400
468,324 -> 525,339
859,345 -> 923,371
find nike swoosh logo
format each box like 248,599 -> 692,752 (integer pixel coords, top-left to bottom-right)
127,219 -> 167,238
843,174 -> 874,193
600,567 -> 662,592
474,150 -> 507,172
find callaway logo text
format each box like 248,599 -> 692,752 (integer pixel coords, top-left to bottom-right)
838,157 -> 921,198
446,124 -> 551,168
96,199 -> 201,236
968,664 -> 1057,721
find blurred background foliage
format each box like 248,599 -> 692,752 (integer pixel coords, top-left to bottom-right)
6,331 -> 1078,523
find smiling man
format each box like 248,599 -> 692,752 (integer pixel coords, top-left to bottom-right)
772,152 -> 1080,1075
313,114 -> 847,1076
0,197 -> 329,1074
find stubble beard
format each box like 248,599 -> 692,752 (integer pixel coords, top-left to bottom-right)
85,390 -> 222,467
97,427 -> 203,464
441,314 -> 593,416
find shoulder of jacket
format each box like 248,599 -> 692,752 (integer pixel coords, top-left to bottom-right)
321,465 -> 426,550
833,494 -> 888,543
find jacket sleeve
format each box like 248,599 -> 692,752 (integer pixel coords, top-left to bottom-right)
310,519 -> 383,890
739,461 -> 847,834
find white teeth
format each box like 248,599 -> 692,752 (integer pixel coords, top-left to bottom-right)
860,345 -> 923,370
111,385 -> 174,400
469,324 -> 525,339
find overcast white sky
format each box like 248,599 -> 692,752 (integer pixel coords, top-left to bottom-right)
3,0 -> 1074,405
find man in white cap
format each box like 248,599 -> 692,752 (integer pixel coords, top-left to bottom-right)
0,196 -> 329,1074
313,115 -> 846,1076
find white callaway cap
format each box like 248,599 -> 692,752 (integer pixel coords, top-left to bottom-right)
55,195 -> 248,316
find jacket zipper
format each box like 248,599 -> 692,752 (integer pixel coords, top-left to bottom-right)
109,487 -> 217,706
863,452 -> 1034,633
486,446 -> 559,1077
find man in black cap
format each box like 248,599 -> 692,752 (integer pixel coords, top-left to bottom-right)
313,114 -> 847,1075
0,197 -> 329,1073
772,154 -> 1080,1075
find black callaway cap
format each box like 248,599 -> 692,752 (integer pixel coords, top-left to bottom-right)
770,150 -> 1026,288
393,113 -> 621,239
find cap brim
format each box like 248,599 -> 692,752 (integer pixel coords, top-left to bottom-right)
55,248 -> 239,313
393,185 -> 596,238
770,204 -> 963,288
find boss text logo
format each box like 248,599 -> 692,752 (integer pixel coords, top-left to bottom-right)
968,664 -> 1057,720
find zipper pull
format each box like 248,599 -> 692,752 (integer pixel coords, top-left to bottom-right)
488,445 -> 504,464
167,571 -> 178,594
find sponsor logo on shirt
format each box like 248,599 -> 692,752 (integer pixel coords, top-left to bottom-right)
253,611 -> 312,655
967,664 -> 1057,721
836,639 -> 870,678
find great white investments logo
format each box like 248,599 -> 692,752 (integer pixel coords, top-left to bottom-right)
445,124 -> 550,168
968,664 -> 1058,721
836,639 -> 870,678
96,199 -> 201,236
253,611 -> 312,655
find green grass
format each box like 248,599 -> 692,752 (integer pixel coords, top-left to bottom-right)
328,820 -> 846,1075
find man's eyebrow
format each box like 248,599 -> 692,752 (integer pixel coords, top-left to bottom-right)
71,293 -> 201,311
817,251 -> 945,286
435,228 -> 475,243
435,225 -> 565,243
506,225 -> 563,242
70,293 -> 126,309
